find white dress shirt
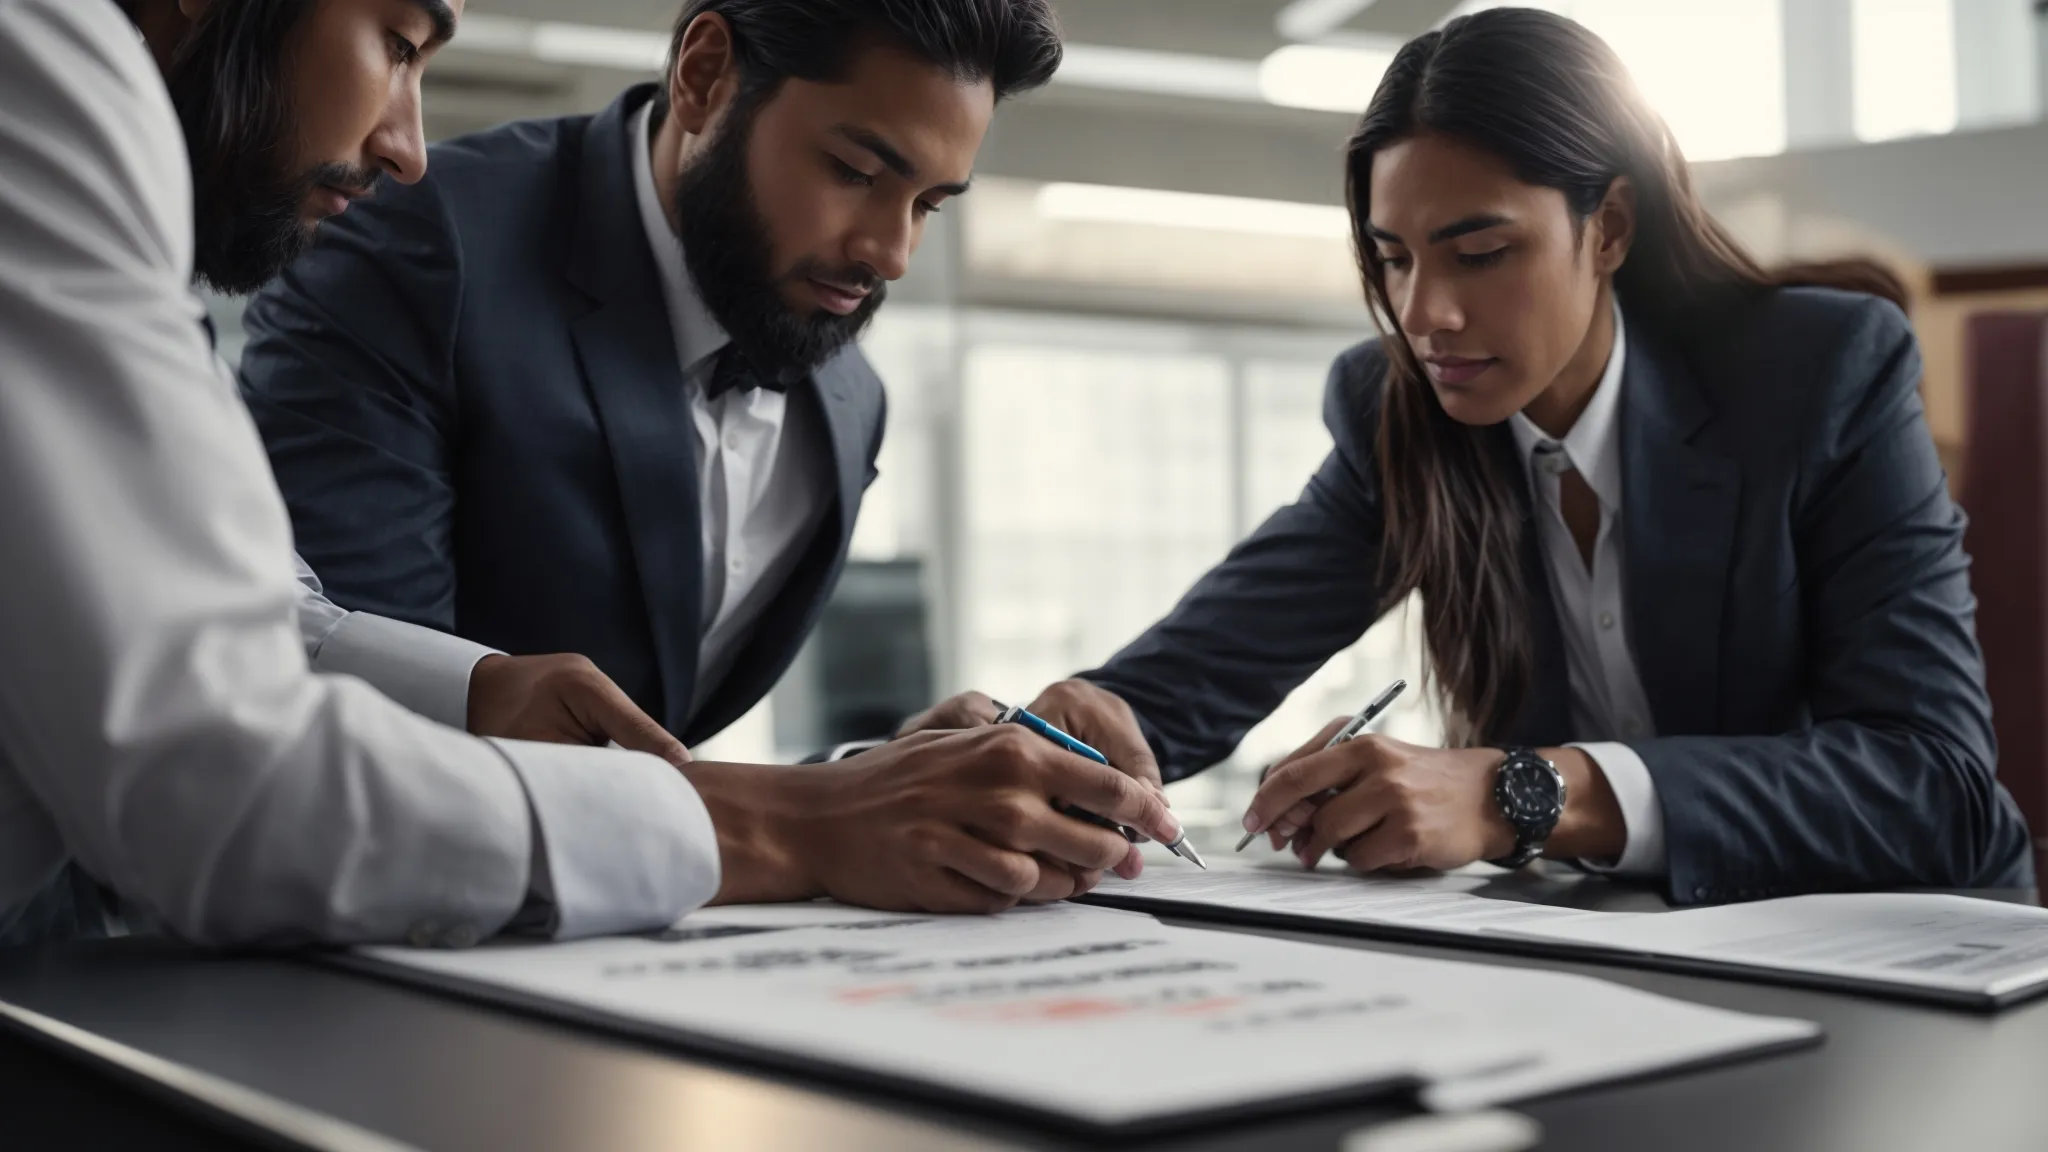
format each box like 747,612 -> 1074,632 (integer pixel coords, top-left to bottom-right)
0,0 -> 719,945
1507,297 -> 1667,876
629,101 -> 833,719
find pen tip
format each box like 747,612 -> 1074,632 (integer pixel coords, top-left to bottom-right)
1233,831 -> 1258,852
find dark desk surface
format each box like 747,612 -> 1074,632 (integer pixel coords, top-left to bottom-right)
4,866 -> 2048,1152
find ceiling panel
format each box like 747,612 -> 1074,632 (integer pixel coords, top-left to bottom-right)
462,0 -> 1468,59
1343,0 -> 1468,38
465,0 -> 678,32
1049,0 -> 1295,58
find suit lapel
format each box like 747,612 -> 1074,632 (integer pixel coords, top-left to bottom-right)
1621,328 -> 1741,736
814,353 -> 873,543
565,85 -> 704,730
684,353 -> 872,741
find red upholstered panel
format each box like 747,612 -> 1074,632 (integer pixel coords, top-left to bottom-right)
1960,312 -> 2048,886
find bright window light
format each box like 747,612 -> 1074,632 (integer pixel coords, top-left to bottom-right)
1034,183 -> 1353,240
1446,0 -> 1787,163
1853,0 -> 1957,142
1258,43 -> 1401,114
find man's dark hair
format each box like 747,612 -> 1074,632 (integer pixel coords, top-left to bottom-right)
656,0 -> 1063,117
159,0 -> 317,293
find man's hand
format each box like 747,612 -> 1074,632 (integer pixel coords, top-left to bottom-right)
687,724 -> 1185,913
1024,679 -> 1166,794
467,653 -> 690,768
894,691 -> 1001,738
1240,734 -> 1623,872
893,680 -> 1165,797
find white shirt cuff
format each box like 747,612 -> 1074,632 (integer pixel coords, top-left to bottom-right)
491,739 -> 721,939
1570,741 -> 1666,877
310,611 -> 498,730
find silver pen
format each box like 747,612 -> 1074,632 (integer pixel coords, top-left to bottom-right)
1234,678 -> 1408,852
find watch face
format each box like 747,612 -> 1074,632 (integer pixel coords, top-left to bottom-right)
1497,755 -> 1564,825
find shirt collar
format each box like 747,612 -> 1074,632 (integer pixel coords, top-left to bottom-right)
629,100 -> 730,376
1509,293 -> 1627,510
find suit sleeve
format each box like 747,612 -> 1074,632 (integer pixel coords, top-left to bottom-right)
0,0 -> 717,946
238,165 -> 466,631
1640,299 -> 2031,902
1080,351 -> 1389,780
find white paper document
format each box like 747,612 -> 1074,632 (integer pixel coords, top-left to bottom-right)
1094,865 -> 2048,1007
1091,863 -> 1607,932
1501,893 -> 2048,1003
354,902 -> 1814,1129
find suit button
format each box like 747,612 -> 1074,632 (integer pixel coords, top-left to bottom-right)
724,432 -> 742,452
1598,611 -> 1615,630
443,923 -> 479,949
407,920 -> 439,948
1693,887 -> 1712,901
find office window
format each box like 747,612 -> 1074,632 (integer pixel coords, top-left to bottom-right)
1853,0 -> 1958,142
844,306 -> 951,563
958,337 -> 1234,699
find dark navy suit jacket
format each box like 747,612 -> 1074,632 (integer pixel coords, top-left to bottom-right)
239,86 -> 885,744
1084,288 -> 2033,903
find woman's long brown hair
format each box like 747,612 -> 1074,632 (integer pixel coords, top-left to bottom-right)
1349,8 -> 1907,746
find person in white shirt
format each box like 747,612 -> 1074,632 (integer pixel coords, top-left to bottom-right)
0,0 -> 1181,948
924,7 -> 2032,902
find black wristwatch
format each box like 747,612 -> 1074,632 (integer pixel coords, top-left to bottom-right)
1487,747 -> 1566,870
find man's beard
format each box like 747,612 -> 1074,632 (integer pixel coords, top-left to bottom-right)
189,151 -> 378,296
160,5 -> 377,298
672,103 -> 886,381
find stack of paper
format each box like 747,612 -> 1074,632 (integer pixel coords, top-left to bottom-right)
1089,865 -> 2048,1009
1504,893 -> 2048,1007
351,901 -> 1816,1132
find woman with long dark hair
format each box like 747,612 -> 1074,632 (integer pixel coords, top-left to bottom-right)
1019,6 -> 2031,900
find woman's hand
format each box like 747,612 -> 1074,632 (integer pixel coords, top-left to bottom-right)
1240,736 -> 1624,872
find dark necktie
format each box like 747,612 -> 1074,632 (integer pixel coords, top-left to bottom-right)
702,346 -> 789,402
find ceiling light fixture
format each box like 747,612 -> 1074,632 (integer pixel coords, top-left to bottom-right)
1275,0 -> 1384,41
455,13 -> 669,72
1257,42 -> 1400,115
1035,182 -> 1352,240
1051,42 -> 1265,103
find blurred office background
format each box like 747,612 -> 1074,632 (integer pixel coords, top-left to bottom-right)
212,0 -> 2048,845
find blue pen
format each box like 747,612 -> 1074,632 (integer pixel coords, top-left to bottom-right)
991,701 -> 1207,869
